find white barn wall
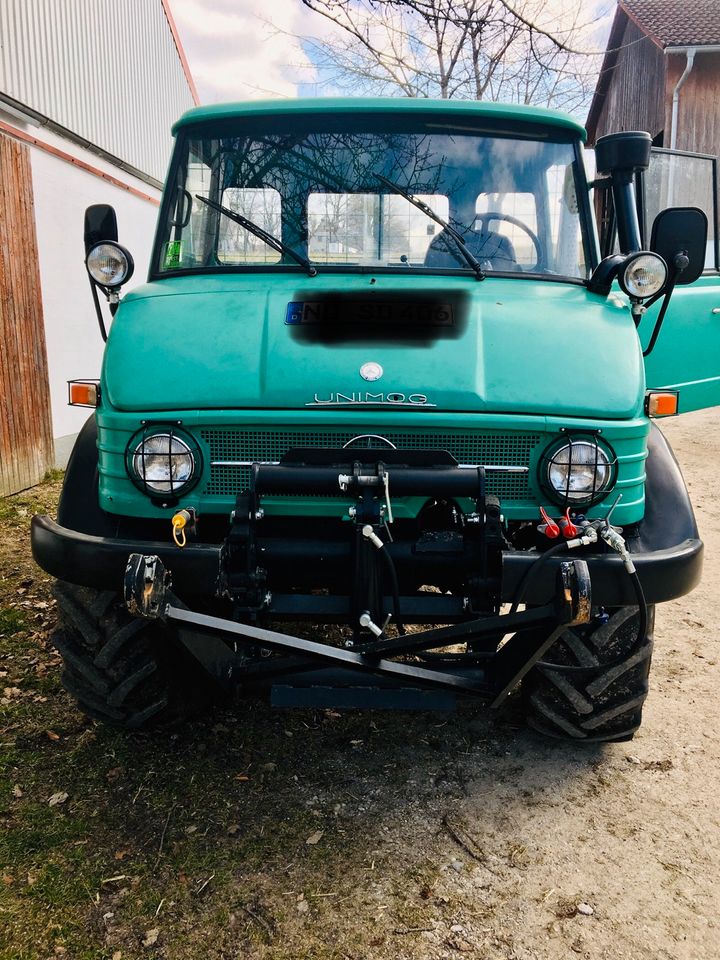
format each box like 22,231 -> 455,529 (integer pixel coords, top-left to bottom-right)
0,0 -> 194,182
0,0 -> 196,474
18,121 -> 163,462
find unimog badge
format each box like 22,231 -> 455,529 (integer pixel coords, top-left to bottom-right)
306,391 -> 434,406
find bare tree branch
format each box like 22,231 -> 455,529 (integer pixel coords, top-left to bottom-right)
297,0 -> 607,111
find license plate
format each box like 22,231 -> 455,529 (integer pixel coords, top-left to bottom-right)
285,300 -> 453,326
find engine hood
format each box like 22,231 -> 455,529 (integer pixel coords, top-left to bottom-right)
103,273 -> 644,419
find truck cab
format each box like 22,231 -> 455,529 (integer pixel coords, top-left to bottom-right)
32,98 -> 719,741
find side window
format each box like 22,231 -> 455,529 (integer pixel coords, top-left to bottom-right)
644,150 -> 718,271
586,147 -> 622,258
161,158 -> 213,270
476,193 -> 538,268
217,188 -> 282,264
547,163 -> 587,277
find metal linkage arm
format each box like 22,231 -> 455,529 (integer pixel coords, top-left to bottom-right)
122,553 -> 591,705
355,602 -> 557,658
166,605 -> 491,696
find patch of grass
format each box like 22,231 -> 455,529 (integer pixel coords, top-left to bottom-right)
0,473 -> 479,959
42,468 -> 65,485
0,606 -> 27,636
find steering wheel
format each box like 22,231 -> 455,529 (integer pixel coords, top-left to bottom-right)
473,212 -> 543,271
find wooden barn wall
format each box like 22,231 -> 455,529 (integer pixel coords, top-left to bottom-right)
665,52 -> 720,157
593,19 -> 667,142
0,133 -> 54,496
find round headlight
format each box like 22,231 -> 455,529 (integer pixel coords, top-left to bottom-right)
86,242 -> 134,288
619,252 -> 667,299
543,438 -> 614,507
129,432 -> 198,496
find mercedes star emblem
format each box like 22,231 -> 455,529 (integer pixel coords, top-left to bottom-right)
359,361 -> 383,382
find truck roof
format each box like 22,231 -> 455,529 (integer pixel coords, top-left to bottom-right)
172,97 -> 587,140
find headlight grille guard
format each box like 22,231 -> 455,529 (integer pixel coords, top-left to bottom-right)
539,432 -> 618,509
125,422 -> 202,504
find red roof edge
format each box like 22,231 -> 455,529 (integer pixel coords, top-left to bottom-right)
161,0 -> 201,106
618,0 -> 665,50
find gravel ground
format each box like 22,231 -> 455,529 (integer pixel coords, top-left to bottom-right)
0,409 -> 718,960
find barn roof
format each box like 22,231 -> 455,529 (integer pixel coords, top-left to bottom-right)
621,0 -> 720,47
586,0 -> 720,140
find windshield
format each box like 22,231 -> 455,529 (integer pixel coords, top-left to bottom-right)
155,116 -> 590,280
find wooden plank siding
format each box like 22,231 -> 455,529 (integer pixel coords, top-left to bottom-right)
591,17 -> 667,143
0,132 -> 54,496
665,52 -> 720,155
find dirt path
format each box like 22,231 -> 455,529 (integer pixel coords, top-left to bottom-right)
1,410 -> 718,960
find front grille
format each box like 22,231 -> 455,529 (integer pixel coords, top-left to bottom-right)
200,428 -> 542,501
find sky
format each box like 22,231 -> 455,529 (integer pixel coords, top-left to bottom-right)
169,0 -> 327,101
168,0 -> 614,107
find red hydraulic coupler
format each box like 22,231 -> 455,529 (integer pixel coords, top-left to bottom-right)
538,506 -> 560,539
558,508 -> 578,539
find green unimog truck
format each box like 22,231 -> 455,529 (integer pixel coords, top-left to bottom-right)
31,98 -> 720,741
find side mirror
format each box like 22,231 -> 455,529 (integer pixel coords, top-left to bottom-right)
650,207 -> 707,285
84,204 -> 118,255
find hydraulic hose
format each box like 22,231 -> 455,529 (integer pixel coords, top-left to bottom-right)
517,526 -> 650,667
628,568 -> 648,652
378,543 -> 406,636
360,525 -> 406,636
509,541 -> 569,616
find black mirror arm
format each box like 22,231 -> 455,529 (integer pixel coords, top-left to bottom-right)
587,255 -> 626,296
642,272 -> 681,357
88,276 -> 108,342
169,189 -> 193,229
642,251 -> 689,356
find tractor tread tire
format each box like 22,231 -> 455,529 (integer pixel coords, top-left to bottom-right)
53,581 -> 213,728
94,619 -> 148,670
523,606 -> 655,742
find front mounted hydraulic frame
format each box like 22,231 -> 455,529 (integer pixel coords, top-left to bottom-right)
124,551 -> 592,710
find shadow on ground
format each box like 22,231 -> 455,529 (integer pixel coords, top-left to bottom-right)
3,673 -> 606,958
1,477 -> 606,959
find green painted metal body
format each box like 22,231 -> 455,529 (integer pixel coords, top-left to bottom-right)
104,275 -> 642,417
171,97 -> 587,140
96,99 -> 720,528
642,274 -> 720,413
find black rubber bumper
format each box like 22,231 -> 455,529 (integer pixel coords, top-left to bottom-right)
30,516 -> 703,607
31,422 -> 704,609
31,515 -> 222,598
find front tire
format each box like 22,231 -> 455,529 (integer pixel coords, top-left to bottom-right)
522,606 -> 655,742
53,582 -> 214,728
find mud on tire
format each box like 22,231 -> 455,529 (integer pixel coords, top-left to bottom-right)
522,606 -> 655,742
53,581 -> 213,728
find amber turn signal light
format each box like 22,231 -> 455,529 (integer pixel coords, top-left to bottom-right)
645,390 -> 678,417
68,380 -> 100,407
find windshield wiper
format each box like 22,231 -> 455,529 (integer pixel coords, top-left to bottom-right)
374,174 -> 485,281
195,194 -> 317,277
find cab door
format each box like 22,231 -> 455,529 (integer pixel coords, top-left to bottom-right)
641,275 -> 720,412
640,148 -> 720,413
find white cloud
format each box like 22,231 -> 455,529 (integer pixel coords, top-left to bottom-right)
168,0 -> 322,102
